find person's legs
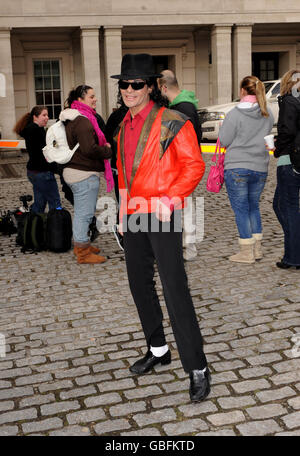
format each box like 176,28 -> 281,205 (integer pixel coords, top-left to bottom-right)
273,167 -> 286,228
276,165 -> 300,266
69,175 -> 105,264
248,171 -> 267,234
248,171 -> 267,259
42,172 -> 61,210
273,166 -> 290,263
224,169 -> 252,239
123,217 -> 166,348
149,212 -> 207,373
225,169 -> 255,263
69,175 -> 99,244
60,175 -> 74,206
182,195 -> 197,261
27,171 -> 47,213
124,212 -> 210,401
113,170 -> 120,220
112,170 -> 124,250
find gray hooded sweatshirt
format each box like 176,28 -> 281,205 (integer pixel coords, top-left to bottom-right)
219,104 -> 274,173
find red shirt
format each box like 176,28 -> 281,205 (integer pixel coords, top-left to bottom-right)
123,100 -> 155,187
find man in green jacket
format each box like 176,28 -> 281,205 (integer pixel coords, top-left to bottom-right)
158,70 -> 202,144
158,70 -> 202,261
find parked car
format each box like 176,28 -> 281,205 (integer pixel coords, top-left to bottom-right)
198,80 -> 281,141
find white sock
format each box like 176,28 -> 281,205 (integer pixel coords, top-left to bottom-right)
194,367 -> 207,374
150,344 -> 169,357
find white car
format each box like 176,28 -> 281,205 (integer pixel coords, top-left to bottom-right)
198,80 -> 281,141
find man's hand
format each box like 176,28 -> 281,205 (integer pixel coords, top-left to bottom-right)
156,199 -> 172,222
118,222 -> 123,236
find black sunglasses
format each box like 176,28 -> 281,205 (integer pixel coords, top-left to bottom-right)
118,80 -> 147,90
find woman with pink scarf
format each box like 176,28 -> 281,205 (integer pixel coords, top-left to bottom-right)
218,76 -> 274,264
61,85 -> 114,264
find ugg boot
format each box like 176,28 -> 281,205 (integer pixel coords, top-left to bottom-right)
253,233 -> 263,260
183,243 -> 198,261
74,245 -> 101,256
76,246 -> 106,264
229,237 -> 255,264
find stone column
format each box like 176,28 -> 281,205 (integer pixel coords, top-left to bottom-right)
211,25 -> 232,105
194,30 -> 210,107
80,27 -> 102,114
103,26 -> 123,116
0,28 -> 16,138
232,24 -> 253,99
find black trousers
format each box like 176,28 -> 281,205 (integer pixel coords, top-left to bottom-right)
123,212 -> 207,373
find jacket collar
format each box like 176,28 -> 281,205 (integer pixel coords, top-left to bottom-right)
119,103 -> 160,195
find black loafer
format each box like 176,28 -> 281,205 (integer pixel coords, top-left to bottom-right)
129,350 -> 171,374
189,368 -> 211,402
276,261 -> 300,270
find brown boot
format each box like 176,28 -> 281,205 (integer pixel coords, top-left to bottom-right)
76,246 -> 106,264
253,233 -> 263,260
229,238 -> 255,264
74,245 -> 101,255
90,245 -> 100,254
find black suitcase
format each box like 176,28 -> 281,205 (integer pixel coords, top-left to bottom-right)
46,208 -> 72,253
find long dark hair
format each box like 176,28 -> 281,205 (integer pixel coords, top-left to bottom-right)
14,105 -> 47,135
117,77 -> 168,107
64,84 -> 93,108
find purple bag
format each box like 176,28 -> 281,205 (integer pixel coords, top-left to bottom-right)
206,138 -> 225,193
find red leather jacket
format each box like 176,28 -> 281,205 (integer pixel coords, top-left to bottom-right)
116,104 -> 205,218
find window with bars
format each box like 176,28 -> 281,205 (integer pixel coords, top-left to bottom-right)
252,53 -> 279,82
33,60 -> 62,119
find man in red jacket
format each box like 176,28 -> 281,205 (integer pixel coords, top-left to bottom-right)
111,54 -> 210,402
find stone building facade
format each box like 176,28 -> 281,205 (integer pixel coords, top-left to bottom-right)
0,1 -> 300,137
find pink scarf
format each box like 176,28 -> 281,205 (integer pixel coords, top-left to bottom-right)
240,95 -> 257,103
71,100 -> 114,192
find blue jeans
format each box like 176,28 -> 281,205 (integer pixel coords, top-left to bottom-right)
224,168 -> 267,239
68,175 -> 100,244
27,170 -> 61,213
273,165 -> 300,266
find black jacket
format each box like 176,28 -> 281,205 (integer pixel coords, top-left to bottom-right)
21,122 -> 55,172
105,105 -> 128,169
170,102 -> 202,144
275,93 -> 300,159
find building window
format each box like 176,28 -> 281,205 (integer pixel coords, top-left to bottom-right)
153,55 -> 170,74
33,60 -> 62,119
252,53 -> 279,81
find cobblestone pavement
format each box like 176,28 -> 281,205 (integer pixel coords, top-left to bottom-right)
0,151 -> 299,437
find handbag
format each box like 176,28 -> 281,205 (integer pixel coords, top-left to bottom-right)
206,138 -> 226,193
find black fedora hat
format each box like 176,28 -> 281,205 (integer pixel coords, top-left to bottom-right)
111,53 -> 162,80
